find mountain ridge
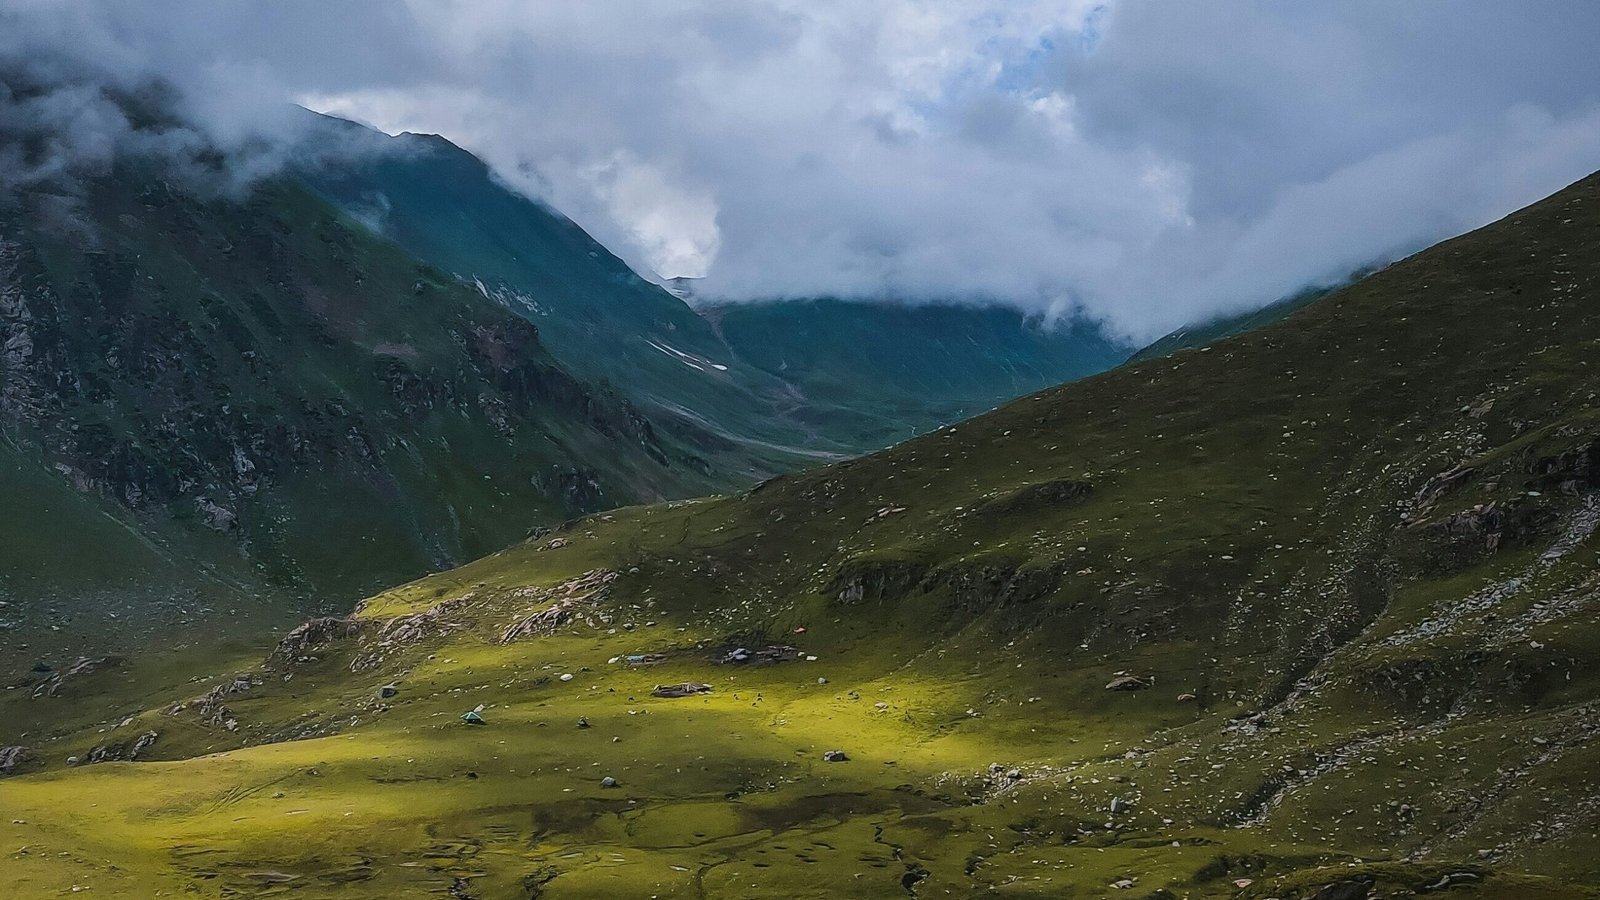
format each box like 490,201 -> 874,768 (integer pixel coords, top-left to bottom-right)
293,111 -> 1135,456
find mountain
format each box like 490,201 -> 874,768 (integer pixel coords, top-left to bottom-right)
294,113 -> 1132,457
0,100 -> 1128,677
8,164 -> 1600,898
0,158 -> 731,670
704,297 -> 1129,447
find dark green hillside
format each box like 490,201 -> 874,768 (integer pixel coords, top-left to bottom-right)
8,162 -> 1600,897
706,297 -> 1130,446
0,164 -> 727,655
1129,281 -> 1341,362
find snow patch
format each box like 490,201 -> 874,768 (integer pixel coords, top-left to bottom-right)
646,339 -> 728,373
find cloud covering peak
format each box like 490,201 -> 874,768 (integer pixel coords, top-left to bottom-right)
4,1 -> 1600,339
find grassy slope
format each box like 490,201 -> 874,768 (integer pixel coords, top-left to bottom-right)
0,437 -> 279,670
7,174 -> 1600,899
1129,283 -> 1341,363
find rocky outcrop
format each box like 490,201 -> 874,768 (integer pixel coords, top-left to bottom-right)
29,656 -> 122,699
69,730 -> 159,767
830,558 -> 929,606
500,570 -> 618,643
271,616 -> 363,665
168,673 -> 259,729
353,595 -> 480,669
0,745 -> 27,776
973,479 -> 1093,518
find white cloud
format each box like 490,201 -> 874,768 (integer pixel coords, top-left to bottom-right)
4,1 -> 1600,340
580,152 -> 722,280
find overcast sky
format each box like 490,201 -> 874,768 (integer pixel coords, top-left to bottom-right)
6,1 -> 1600,339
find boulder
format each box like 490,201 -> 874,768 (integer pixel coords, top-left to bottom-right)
0,745 -> 26,776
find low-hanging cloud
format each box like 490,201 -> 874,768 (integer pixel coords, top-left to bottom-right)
4,1 -> 1600,340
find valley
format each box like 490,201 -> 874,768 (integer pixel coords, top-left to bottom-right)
6,161 -> 1600,898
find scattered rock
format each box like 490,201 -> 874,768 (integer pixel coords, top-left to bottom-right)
823,750 -> 850,762
1176,692 -> 1198,702
577,717 -> 590,729
652,682 -> 712,699
559,673 -> 574,682
1105,675 -> 1151,691
178,674 -> 259,728
716,645 -> 803,666
599,776 -> 618,788
377,683 -> 399,699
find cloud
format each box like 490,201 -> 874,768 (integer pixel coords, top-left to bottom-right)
3,1 -> 1600,339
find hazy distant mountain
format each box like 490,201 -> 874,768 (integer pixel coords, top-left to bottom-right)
295,113 -> 1132,458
